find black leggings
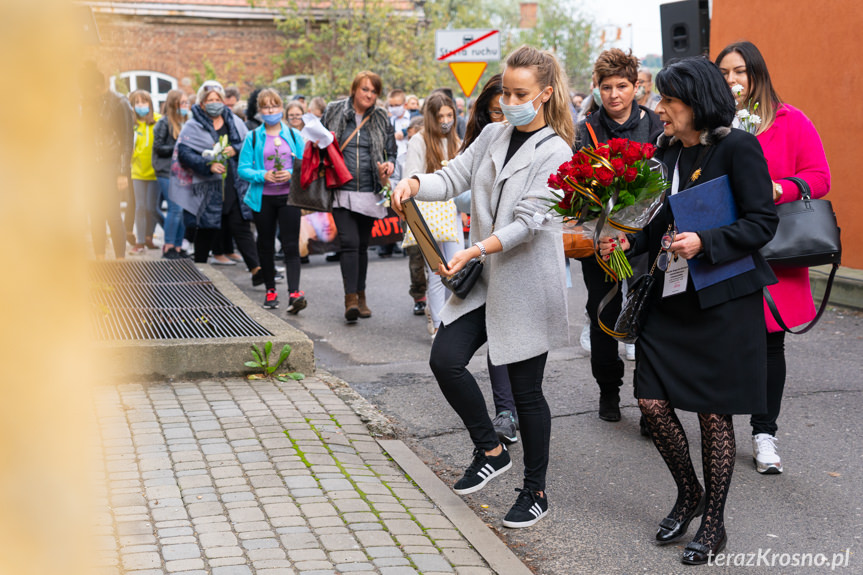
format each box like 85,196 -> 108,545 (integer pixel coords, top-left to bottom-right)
332,208 -> 375,294
429,305 -> 551,491
194,204 -> 259,269
750,330 -> 786,436
253,195 -> 301,292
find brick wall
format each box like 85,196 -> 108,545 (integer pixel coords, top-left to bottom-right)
85,13 -> 295,97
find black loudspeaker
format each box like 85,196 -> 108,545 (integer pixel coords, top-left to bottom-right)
660,0 -> 710,64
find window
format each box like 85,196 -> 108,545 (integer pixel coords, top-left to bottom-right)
275,74 -> 315,96
111,71 -> 178,110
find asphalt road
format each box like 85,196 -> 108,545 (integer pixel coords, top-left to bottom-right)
221,250 -> 863,575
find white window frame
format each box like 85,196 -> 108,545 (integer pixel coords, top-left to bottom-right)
111,71 -> 178,110
275,74 -> 315,96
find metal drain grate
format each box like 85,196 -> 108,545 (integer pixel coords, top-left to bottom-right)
90,259 -> 272,341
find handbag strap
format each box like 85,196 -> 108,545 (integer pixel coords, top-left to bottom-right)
586,122 -> 600,148
340,114 -> 372,152
785,176 -> 811,200
764,263 -> 838,334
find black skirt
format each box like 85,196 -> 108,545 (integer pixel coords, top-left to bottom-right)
635,280 -> 768,415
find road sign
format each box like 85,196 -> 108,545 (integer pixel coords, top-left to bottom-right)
436,29 -> 500,97
448,62 -> 488,97
435,29 -> 501,62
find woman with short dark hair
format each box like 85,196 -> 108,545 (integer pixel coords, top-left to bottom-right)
321,71 -> 397,323
576,48 -> 664,424
716,41 -> 831,476
599,57 -> 779,564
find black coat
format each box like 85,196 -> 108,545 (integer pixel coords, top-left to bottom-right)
152,116 -> 177,178
628,127 -> 779,414
629,127 -> 779,309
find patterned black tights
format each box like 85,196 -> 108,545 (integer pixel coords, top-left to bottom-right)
695,412 -> 735,548
639,399 -> 703,523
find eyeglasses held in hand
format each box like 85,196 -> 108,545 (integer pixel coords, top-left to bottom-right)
657,229 -> 678,272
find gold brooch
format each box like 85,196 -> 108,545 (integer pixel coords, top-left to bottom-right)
691,168 -> 702,182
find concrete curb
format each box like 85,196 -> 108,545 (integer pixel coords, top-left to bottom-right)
378,439 -> 534,575
315,369 -> 397,438
95,263 -> 315,381
811,265 -> 863,310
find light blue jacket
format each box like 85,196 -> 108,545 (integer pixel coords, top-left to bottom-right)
239,122 -> 304,212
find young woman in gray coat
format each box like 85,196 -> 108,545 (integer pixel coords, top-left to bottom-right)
392,45 -> 574,529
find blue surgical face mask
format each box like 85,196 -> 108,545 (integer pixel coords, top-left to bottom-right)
500,89 -> 547,127
178,107 -> 189,117
204,102 -> 225,117
592,87 -> 602,107
134,105 -> 150,117
262,112 -> 283,126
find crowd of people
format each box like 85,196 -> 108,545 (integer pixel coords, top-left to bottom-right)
83,38 -> 830,567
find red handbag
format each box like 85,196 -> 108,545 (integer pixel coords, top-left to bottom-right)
299,135 -> 353,190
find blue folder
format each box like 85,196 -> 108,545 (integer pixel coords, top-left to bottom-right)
667,175 -> 755,290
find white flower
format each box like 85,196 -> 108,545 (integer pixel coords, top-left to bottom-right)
749,114 -> 762,125
736,108 -> 750,120
730,84 -> 744,95
202,149 -> 216,159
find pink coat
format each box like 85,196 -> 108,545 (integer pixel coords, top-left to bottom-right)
757,104 -> 831,331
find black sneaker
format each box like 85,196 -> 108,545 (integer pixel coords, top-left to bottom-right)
263,289 -> 279,309
492,411 -> 518,445
412,299 -> 427,316
452,446 -> 511,495
502,488 -> 549,529
252,270 -> 265,286
286,291 -> 307,315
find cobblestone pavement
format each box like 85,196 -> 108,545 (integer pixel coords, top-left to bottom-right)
94,376 -> 493,575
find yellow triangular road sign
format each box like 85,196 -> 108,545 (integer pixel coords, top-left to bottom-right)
448,62 -> 488,97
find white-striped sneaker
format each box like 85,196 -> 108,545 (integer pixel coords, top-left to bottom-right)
753,433 -> 783,474
502,488 -> 549,528
452,446 -> 511,495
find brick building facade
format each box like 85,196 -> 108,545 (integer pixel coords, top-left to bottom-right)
82,0 -> 417,107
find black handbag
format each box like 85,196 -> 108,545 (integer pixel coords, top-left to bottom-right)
613,272 -> 657,344
441,258 -> 484,299
760,177 -> 841,267
288,156 -> 333,212
761,177 -> 841,335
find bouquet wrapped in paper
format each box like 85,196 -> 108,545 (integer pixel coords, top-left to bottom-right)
545,138 -> 669,280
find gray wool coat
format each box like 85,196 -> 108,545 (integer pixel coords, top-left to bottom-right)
415,123 -> 572,365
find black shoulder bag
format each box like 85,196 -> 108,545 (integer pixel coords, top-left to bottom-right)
761,176 -> 841,334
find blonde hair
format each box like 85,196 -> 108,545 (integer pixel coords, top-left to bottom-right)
421,92 -> 460,174
256,88 -> 283,111
504,45 -> 574,146
163,89 -> 186,139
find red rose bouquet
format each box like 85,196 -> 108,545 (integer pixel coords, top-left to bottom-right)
547,138 -> 668,280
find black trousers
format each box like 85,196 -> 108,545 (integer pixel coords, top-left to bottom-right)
580,257 -> 624,394
253,194 -> 301,292
429,305 -> 551,491
91,172 -> 126,258
332,208 -> 375,294
194,203 -> 259,269
750,330 -> 786,436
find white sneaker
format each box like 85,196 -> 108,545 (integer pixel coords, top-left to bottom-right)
625,343 -> 636,361
580,324 -> 591,352
752,433 -> 782,474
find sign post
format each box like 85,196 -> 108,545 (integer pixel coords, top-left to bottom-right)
435,29 -> 501,97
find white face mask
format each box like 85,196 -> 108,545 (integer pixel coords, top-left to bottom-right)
388,105 -> 405,118
500,89 -> 547,127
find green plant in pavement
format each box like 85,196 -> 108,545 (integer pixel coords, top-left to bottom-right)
246,342 -> 305,382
